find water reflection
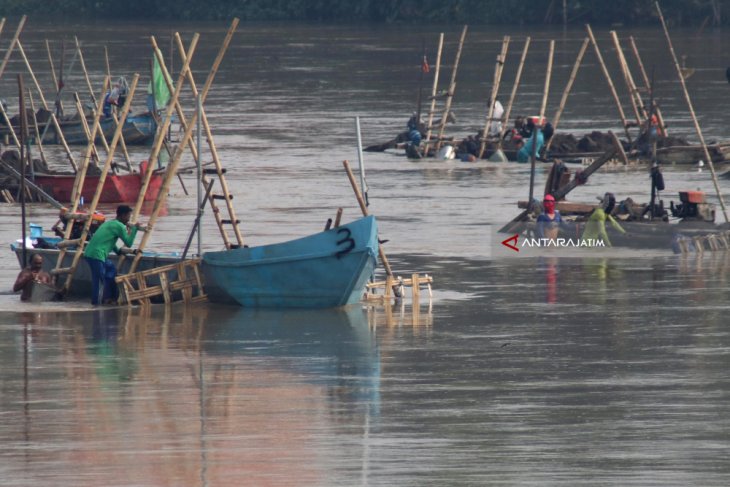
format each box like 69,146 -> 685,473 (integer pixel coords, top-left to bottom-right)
0,304 -> 381,486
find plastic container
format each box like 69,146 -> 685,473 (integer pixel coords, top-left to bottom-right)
29,223 -> 43,238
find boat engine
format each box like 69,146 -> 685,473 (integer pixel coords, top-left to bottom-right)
670,191 -> 715,222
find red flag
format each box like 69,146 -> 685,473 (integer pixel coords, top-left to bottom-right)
421,55 -> 430,73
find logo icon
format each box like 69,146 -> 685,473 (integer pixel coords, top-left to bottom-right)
501,234 -> 519,252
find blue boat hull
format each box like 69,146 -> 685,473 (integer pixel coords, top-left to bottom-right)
41,112 -> 156,146
201,216 -> 379,308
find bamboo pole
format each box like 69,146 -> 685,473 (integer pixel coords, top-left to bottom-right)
0,15 -> 26,81
546,37 -> 589,151
343,160 -> 394,277
435,25 -> 467,151
61,75 -> 140,293
45,40 -> 59,94
0,18 -> 6,39
539,40 -> 555,123
73,94 -> 104,168
27,88 -> 47,165
16,39 -> 78,171
586,24 -> 632,142
610,31 -> 644,125
655,1 -> 728,223
129,33 -> 200,226
68,78 -> 110,207
422,33 -> 444,153
498,37 -> 531,150
478,36 -> 510,158
0,101 -> 21,149
629,36 -> 668,136
75,36 -> 97,105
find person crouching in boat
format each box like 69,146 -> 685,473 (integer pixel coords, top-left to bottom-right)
536,194 -> 563,240
581,192 -> 626,247
13,254 -> 52,302
517,118 -> 544,163
83,205 -> 146,305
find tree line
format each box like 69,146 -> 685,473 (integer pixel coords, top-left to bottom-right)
0,0 -> 724,26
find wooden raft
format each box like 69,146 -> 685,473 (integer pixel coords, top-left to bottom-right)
115,258 -> 207,306
366,273 -> 433,304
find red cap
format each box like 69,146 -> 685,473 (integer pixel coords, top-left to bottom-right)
543,194 -> 555,202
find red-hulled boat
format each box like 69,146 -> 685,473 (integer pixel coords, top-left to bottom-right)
34,165 -> 163,204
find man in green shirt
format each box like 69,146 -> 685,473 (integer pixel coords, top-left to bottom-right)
83,205 -> 145,305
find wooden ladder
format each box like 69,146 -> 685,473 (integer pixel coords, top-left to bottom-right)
116,258 -> 207,306
150,24 -> 244,250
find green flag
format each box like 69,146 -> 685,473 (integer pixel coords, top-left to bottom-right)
147,56 -> 170,110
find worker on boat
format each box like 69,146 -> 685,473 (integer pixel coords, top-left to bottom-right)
51,208 -> 105,240
83,205 -> 146,305
581,192 -> 626,247
487,100 -> 504,138
536,194 -> 563,240
517,118 -> 544,163
102,77 -> 129,118
13,254 -> 52,302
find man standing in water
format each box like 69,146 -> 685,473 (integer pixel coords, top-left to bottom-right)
13,254 -> 52,301
83,205 -> 146,305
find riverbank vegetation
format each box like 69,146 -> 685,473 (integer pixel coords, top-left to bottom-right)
0,0 -> 724,26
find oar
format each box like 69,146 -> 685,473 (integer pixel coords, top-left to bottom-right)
355,116 -> 369,206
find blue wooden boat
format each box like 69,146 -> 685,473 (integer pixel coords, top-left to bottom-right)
11,215 -> 379,309
42,112 -> 157,146
201,215 -> 379,308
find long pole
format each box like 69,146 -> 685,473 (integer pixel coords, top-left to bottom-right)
435,25 -> 468,151
539,40 -> 555,124
343,160 -> 394,278
197,94 -> 203,256
586,24 -> 633,142
629,36 -> 668,136
498,37 -> 531,150
655,1 -> 728,223
529,41 -> 554,206
0,16 -> 26,81
546,37 -> 589,151
610,31 -> 645,125
19,75 -> 28,266
355,116 -> 369,206
422,33 -> 444,154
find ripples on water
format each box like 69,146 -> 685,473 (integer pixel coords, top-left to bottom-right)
0,21 -> 729,485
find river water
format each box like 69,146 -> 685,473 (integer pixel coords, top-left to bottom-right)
0,20 -> 729,485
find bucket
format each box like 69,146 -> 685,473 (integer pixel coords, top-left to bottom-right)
29,223 -> 43,238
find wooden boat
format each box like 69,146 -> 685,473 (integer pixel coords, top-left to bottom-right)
42,112 -> 157,146
12,215 -> 379,309
1,112 -> 157,146
34,167 -> 163,204
202,215 -> 379,308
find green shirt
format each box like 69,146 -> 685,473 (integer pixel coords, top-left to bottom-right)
83,219 -> 138,261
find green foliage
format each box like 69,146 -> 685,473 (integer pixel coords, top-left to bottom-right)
0,0 -> 725,25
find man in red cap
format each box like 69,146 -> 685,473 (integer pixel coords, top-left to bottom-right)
536,194 -> 562,240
